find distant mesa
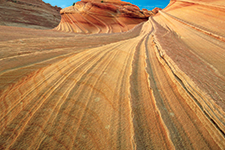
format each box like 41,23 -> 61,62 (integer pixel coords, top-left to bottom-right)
54,0 -> 159,34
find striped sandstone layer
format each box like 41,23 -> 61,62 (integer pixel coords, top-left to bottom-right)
54,0 -> 157,34
0,0 -> 225,149
0,0 -> 61,29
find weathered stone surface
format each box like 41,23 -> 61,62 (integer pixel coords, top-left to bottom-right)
0,0 -> 225,149
0,0 -> 61,29
54,0 -> 155,33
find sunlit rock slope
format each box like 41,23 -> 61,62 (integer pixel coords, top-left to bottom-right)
54,0 -> 157,34
0,0 -> 225,149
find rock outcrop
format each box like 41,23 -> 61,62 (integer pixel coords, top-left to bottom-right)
0,0 -> 61,29
54,0 -> 156,33
0,0 -> 225,149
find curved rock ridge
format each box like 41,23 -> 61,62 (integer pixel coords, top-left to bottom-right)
0,0 -> 225,149
54,0 -> 156,34
0,0 -> 61,29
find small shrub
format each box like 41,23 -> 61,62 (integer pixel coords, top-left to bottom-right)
101,0 -> 104,3
72,2 -> 75,6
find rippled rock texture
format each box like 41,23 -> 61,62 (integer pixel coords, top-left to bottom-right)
54,0 -> 156,33
0,0 -> 61,29
0,0 -> 225,149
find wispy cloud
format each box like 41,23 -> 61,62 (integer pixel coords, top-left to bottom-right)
141,4 -> 166,10
143,5 -> 155,10
138,5 -> 157,10
60,4 -> 68,8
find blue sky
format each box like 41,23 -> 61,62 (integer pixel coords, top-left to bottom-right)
42,0 -> 170,10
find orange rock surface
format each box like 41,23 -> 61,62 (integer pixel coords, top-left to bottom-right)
0,0 -> 225,149
54,0 -> 155,33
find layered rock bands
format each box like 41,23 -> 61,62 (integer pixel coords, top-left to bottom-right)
54,0 -> 158,34
0,0 -> 61,29
0,0 -> 225,149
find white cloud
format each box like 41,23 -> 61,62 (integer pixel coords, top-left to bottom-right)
60,5 -> 67,8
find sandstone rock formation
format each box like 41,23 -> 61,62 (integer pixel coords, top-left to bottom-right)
54,0 -> 156,33
0,0 -> 225,149
0,0 -> 61,29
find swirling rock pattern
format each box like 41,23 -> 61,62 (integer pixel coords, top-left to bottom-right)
54,0 -> 156,34
0,0 -> 225,149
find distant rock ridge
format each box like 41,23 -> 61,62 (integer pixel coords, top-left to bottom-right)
54,0 -> 159,34
0,0 -> 62,29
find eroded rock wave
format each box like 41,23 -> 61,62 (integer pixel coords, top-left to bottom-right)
54,0 -> 158,33
0,0 -> 224,149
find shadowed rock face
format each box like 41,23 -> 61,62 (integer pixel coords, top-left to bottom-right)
0,0 -> 225,149
0,0 -> 61,29
54,0 -> 156,33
